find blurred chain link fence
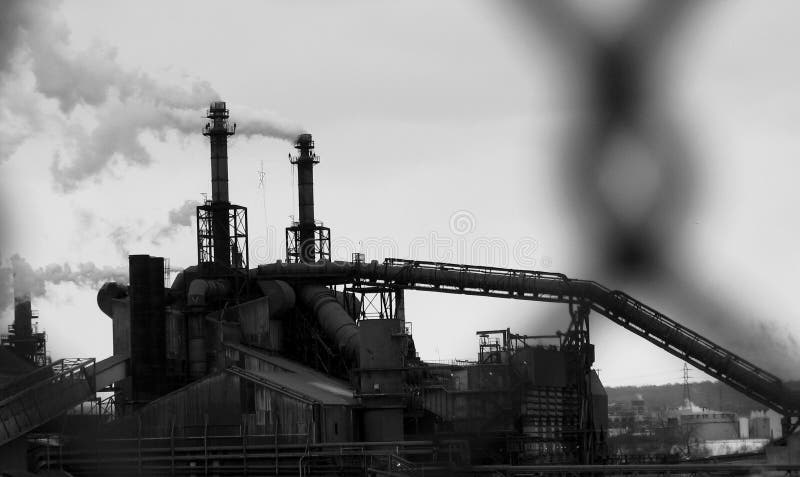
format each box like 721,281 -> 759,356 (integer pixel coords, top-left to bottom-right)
506,0 -> 798,378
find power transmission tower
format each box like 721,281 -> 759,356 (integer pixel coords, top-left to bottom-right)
683,363 -> 692,406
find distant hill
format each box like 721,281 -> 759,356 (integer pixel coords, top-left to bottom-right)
605,380 -> 800,416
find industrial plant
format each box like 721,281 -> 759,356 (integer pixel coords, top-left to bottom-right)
1,102 -> 800,475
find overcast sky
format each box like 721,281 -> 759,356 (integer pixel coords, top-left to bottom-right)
1,0 -> 800,388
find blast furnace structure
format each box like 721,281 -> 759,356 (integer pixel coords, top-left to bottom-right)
92,102 -> 608,472
2,102 -> 799,476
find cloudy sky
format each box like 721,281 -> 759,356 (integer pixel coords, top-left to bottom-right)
1,0 -> 799,388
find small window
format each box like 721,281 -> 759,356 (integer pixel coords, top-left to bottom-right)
334,423 -> 339,435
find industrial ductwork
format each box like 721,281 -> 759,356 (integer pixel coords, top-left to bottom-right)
185,278 -> 232,378
97,282 -> 129,319
297,284 -> 360,366
187,279 -> 231,307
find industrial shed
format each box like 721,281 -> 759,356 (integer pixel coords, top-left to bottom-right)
107,342 -> 357,445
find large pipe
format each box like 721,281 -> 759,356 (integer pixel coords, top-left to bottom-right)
187,279 -> 231,307
297,284 -> 360,366
257,280 -> 296,315
395,288 -> 405,322
186,278 -> 231,379
97,282 -> 129,318
203,101 -> 235,266
293,134 -> 316,263
254,260 -> 799,417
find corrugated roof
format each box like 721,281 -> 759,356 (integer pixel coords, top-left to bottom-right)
226,343 -> 356,406
228,342 -> 335,380
248,368 -> 355,406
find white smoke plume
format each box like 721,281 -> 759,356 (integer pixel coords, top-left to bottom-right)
229,106 -> 305,140
0,254 -> 128,311
103,199 -> 202,256
0,0 -> 303,193
153,199 -> 201,244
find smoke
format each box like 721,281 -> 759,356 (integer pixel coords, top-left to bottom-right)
109,225 -> 140,259
0,0 -> 302,192
5,255 -> 45,305
49,102 -> 209,192
102,199 -> 201,257
165,200 -> 200,229
153,199 -> 201,244
0,254 -> 128,311
231,106 -> 305,141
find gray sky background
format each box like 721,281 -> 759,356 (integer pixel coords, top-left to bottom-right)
1,0 -> 799,388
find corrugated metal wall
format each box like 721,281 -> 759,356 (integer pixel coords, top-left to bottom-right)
242,379 -> 312,439
130,372 -> 241,437
239,353 -> 354,443
123,365 -> 352,444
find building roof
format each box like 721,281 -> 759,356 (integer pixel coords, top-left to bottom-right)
248,368 -> 356,406
227,342 -> 356,406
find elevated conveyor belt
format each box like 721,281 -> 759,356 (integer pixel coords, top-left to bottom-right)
0,358 -> 95,446
255,258 -> 800,426
0,355 -> 128,447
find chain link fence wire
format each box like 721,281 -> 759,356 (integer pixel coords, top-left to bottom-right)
499,0 -> 799,379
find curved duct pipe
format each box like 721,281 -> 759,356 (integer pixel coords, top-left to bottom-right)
97,282 -> 129,319
254,260 -> 799,417
187,279 -> 231,308
297,285 -> 360,366
220,280 -> 297,350
257,280 -> 296,316
244,277 -> 356,318
333,290 -> 361,321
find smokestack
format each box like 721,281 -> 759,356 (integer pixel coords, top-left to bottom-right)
204,101 -> 235,203
12,295 -> 34,355
293,133 -> 318,263
203,101 -> 236,267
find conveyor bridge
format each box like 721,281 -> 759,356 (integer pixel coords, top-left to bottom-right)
255,258 -> 800,431
0,355 -> 128,447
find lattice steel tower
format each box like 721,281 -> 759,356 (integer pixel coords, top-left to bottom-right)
197,101 -> 249,271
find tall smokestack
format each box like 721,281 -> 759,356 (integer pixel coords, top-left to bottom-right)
293,133 -> 318,263
7,294 -> 45,365
203,102 -> 236,266
204,102 -> 235,203
12,295 -> 34,359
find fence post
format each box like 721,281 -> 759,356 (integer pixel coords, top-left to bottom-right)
204,413 -> 208,477
170,416 -> 175,476
59,414 -> 66,471
137,415 -> 142,477
242,417 -> 248,477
